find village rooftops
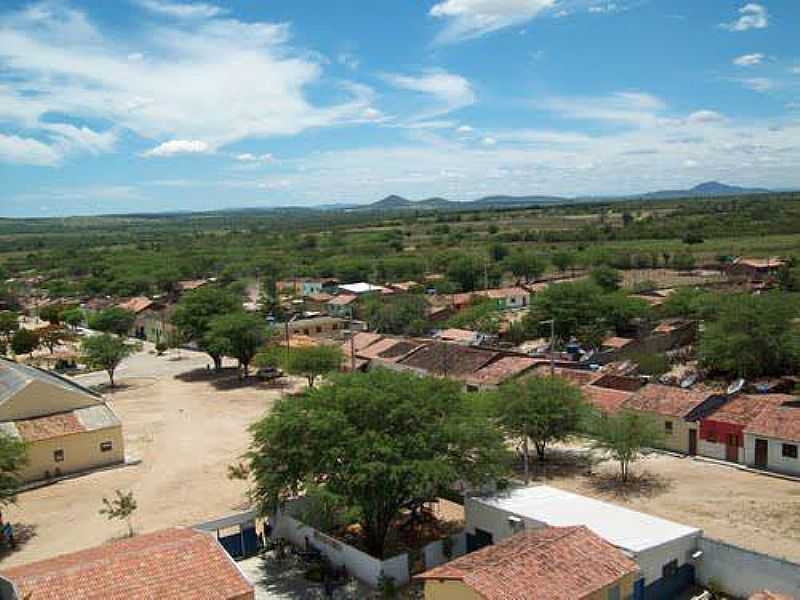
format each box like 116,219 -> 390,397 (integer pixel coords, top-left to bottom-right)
583,385 -> 634,414
740,396 -> 800,442
465,356 -> 539,387
437,328 -> 479,344
338,282 -> 386,295
473,485 -> 700,554
698,393 -> 789,428
328,294 -> 358,306
0,527 -> 254,600
416,525 -> 638,600
397,341 -> 498,377
526,365 -> 600,387
358,337 -> 427,363
117,296 -> 154,314
0,358 -> 100,404
623,383 -> 712,419
601,336 -> 635,350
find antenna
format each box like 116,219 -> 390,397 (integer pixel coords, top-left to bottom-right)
727,378 -> 745,396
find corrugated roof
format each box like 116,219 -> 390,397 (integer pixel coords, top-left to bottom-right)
417,526 -> 638,600
0,358 -> 100,405
1,527 -> 254,600
75,404 -> 121,431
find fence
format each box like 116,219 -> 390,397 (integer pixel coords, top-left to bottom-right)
696,537 -> 800,598
272,510 -> 410,588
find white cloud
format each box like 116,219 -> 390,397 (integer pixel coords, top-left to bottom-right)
337,52 -> 360,70
456,125 -> 474,133
234,152 -> 274,162
0,2 -> 373,165
143,140 -> 211,157
686,110 -> 726,124
722,3 -> 768,32
384,69 -> 476,116
733,52 -> 764,66
135,0 -> 225,19
0,133 -> 62,166
539,92 -> 667,127
429,0 -> 556,44
588,3 -> 619,14
736,77 -> 775,92
481,136 -> 497,145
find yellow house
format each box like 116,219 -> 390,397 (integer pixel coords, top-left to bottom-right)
416,526 -> 638,600
0,358 -> 124,483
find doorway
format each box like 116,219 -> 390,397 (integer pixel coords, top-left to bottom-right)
754,438 -> 768,468
688,429 -> 697,456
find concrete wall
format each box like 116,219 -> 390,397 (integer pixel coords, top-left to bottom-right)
423,532 -> 467,570
19,426 -> 125,482
635,533 -> 700,586
744,434 -> 800,476
273,512 -> 410,588
659,417 -> 696,454
423,580 -> 483,600
696,537 -> 800,598
585,574 -> 635,600
0,380 -> 101,421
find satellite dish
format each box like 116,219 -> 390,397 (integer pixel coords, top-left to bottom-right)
727,378 -> 745,396
680,374 -> 697,389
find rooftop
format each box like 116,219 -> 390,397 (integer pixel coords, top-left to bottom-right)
0,527 -> 254,600
466,356 -> 539,386
117,296 -> 153,314
623,383 -> 711,418
0,358 -> 100,405
602,336 -> 635,350
438,328 -> 478,343
473,485 -> 700,553
583,385 -> 633,414
358,337 -> 426,363
742,396 -> 800,441
416,526 -> 638,600
328,293 -> 357,306
338,282 -> 385,294
1,404 -> 120,443
398,341 -> 497,377
704,394 -> 790,428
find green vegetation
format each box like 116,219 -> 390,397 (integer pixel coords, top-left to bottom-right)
590,411 -> 665,482
246,369 -> 507,558
172,287 -> 241,370
206,312 -> 270,376
99,489 -> 138,537
81,334 -> 140,387
0,432 -> 28,506
361,294 -> 428,335
283,345 -> 343,388
88,308 -> 135,336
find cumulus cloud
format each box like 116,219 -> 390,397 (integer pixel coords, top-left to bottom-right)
135,0 -> 225,19
143,140 -> 211,157
733,53 -> 764,66
686,110 -> 726,124
0,133 -> 62,166
384,69 -> 476,117
722,3 -> 768,32
429,0 -> 556,44
0,2 -> 373,165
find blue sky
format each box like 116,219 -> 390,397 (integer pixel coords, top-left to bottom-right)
0,0 -> 799,217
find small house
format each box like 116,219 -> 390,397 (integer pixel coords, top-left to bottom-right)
416,525 -> 639,600
726,257 -> 786,283
743,396 -> 800,475
327,294 -> 358,318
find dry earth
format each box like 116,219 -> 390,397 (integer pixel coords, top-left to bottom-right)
0,349 -> 305,568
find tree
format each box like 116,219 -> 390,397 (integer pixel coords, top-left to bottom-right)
493,376 -> 588,482
489,242 -> 508,263
361,295 -> 429,336
445,297 -> 501,335
551,250 -> 576,274
0,311 -> 19,343
206,312 -> 269,376
446,254 -> 485,292
38,303 -> 64,325
99,489 -> 138,537
246,369 -> 508,558
505,251 -> 546,284
172,287 -> 241,370
88,308 -> 136,336
11,329 -> 39,356
81,334 -> 139,387
590,411 -> 664,482
590,265 -> 622,292
672,252 -> 696,272
37,324 -> 71,354
0,432 -> 28,506
698,293 -> 800,379
284,345 -> 343,388
61,307 -> 84,330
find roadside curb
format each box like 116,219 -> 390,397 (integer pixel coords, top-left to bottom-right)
18,458 -> 142,494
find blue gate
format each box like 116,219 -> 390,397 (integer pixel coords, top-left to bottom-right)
644,564 -> 695,600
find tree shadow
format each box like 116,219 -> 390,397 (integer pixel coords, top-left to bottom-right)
519,448 -> 596,482
247,553 -> 370,599
0,522 -> 38,560
585,470 -> 673,500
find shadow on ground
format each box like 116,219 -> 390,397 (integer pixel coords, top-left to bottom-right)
520,447 -> 595,482
585,470 -> 673,500
0,523 -> 38,561
174,367 -> 295,392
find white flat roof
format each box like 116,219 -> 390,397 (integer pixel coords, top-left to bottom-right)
474,485 -> 700,553
339,283 -> 385,294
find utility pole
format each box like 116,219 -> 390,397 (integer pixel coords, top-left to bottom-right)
540,319 -> 556,376
349,306 -> 356,372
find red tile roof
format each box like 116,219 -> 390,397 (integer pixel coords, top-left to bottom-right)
706,394 -> 790,428
527,365 -> 600,387
602,336 -> 634,350
750,592 -> 795,600
623,384 -> 711,418
466,356 -> 539,386
583,385 -> 633,414
13,411 -> 86,442
1,528 -> 254,600
117,296 -> 153,314
328,294 -> 357,306
743,396 -> 800,442
416,526 -> 638,600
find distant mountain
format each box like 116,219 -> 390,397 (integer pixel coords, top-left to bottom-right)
471,194 -> 566,208
639,181 -> 772,200
355,193 -> 567,212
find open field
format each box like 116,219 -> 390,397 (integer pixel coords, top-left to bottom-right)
0,348 -> 304,568
533,443 -> 800,562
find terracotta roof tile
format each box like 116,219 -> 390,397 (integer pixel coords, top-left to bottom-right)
1,527 -> 254,600
117,296 -> 153,314
466,356 -> 539,386
706,394 -> 790,428
328,294 -> 357,306
398,342 -> 497,377
742,396 -> 800,441
13,412 -> 86,442
416,526 -> 638,600
602,336 -> 634,350
623,384 -> 711,418
583,386 -> 633,414
749,591 -> 795,600
527,365 -> 600,387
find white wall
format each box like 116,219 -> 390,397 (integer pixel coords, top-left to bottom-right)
272,511 -> 409,588
744,434 -> 800,476
464,496 -> 547,543
635,533 -> 700,586
423,532 -> 467,570
696,537 -> 800,598
698,440 -> 743,463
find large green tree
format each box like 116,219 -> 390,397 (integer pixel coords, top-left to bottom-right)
493,376 -> 589,481
505,251 -> 547,284
361,295 -> 429,336
172,287 -> 241,370
10,328 -> 39,356
206,312 -> 269,376
0,311 -> 19,343
0,432 -> 28,506
590,411 -> 665,482
284,345 -> 343,388
247,369 -> 508,557
698,293 -> 800,378
81,334 -> 140,387
88,308 -> 136,336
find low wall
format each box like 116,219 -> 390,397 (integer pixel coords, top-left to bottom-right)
696,537 -> 800,598
272,511 -> 410,588
423,532 -> 467,570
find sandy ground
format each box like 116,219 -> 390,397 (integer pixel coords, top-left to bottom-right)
530,443 -> 800,563
0,347 -> 305,568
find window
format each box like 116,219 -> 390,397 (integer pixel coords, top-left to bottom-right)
662,559 -> 678,579
607,585 -> 621,600
53,449 -> 64,463
100,441 -> 113,452
316,326 -> 322,333
782,444 -> 798,459
664,421 -> 673,434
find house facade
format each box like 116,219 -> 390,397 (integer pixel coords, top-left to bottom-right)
743,396 -> 800,475
0,358 -> 124,482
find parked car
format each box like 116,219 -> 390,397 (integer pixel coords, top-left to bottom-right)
257,367 -> 284,381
